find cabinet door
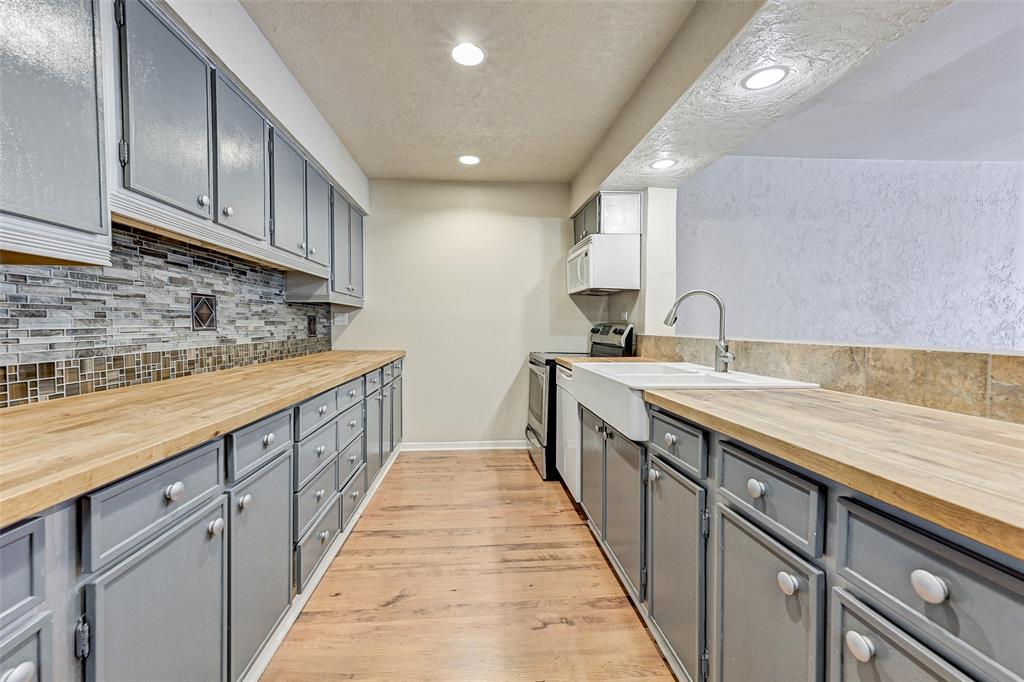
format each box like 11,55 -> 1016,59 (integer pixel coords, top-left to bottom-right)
331,190 -> 351,294
583,197 -> 599,237
229,455 -> 291,682
382,384 -> 393,459
366,391 -> 382,483
579,407 -> 605,537
1,0 -> 106,234
271,131 -> 306,257
305,164 -> 330,266
572,214 -> 586,243
392,377 -> 403,447
647,455 -> 705,681
121,0 -> 212,218
604,426 -> 642,597
214,75 -> 266,240
85,497 -> 227,682
717,505 -> 823,682
349,207 -> 365,298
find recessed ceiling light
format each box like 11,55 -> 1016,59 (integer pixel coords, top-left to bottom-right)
458,155 -> 480,166
650,158 -> 678,170
451,42 -> 485,66
741,65 -> 790,90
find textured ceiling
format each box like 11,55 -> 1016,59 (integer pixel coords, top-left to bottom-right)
604,0 -> 952,189
241,0 -> 696,182
737,0 -> 1024,162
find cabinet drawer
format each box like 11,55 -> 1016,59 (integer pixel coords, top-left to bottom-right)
831,588 -> 972,681
296,388 -> 340,440
648,412 -> 705,480
338,433 -> 364,490
717,505 -> 824,682
382,362 -> 395,384
718,443 -> 824,556
338,377 -> 364,412
393,357 -> 403,377
838,500 -> 1024,682
294,419 -> 338,490
0,611 -> 52,682
228,410 -> 293,482
365,369 -> 383,393
294,458 -> 338,540
295,494 -> 340,592
82,441 -> 223,572
338,400 -> 364,448
340,464 -> 367,530
0,518 -> 44,628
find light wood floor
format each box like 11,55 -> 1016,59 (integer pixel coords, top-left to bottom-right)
261,450 -> 674,681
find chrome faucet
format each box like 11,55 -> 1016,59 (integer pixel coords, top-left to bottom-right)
663,289 -> 735,372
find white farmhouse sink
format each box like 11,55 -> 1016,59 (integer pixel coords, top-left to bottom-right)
573,362 -> 817,441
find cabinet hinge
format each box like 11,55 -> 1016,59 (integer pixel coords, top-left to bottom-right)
268,129 -> 274,154
118,139 -> 128,166
700,509 -> 710,538
640,565 -> 648,598
700,649 -> 709,681
114,0 -> 125,26
74,616 -> 91,660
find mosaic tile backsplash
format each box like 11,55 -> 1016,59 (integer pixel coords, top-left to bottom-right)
0,225 -> 331,408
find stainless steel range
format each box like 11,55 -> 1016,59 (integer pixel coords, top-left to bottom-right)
525,322 -> 634,480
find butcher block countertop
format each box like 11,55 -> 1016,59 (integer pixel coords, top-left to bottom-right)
0,350 -> 404,528
645,388 -> 1024,561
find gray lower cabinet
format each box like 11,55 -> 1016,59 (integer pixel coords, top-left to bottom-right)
295,495 -> 340,593
228,454 -> 292,682
0,612 -> 52,682
214,75 -> 266,241
382,383 -> 394,460
305,164 -> 331,266
0,518 -> 45,629
392,376 -> 403,447
646,455 -> 706,682
0,0 -> 107,250
271,131 -> 306,258
366,390 -> 383,483
84,496 -> 228,682
120,0 -> 213,219
716,504 -> 824,682
579,407 -> 605,538
604,425 -> 642,598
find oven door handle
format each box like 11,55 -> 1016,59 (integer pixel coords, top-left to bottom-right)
525,426 -> 543,450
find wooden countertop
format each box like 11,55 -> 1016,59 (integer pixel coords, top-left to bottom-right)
554,356 -> 657,370
644,388 -> 1024,561
0,350 -> 404,528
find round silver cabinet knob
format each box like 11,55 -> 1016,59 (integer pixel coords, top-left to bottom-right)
222,205 -> 234,217
310,247 -> 316,255
648,469 -> 660,482
663,432 -> 678,447
777,571 -> 800,596
164,481 -> 185,501
594,424 -> 603,433
207,517 -> 225,537
263,432 -> 276,446
348,420 -> 358,428
910,569 -> 949,604
348,390 -> 357,398
318,404 -> 328,415
0,660 -> 36,682
370,377 -> 378,384
351,490 -> 360,499
300,241 -> 307,250
197,194 -> 210,207
746,478 -> 767,499
314,489 -> 325,503
238,493 -> 254,510
318,529 -> 330,543
349,454 -> 358,463
316,445 -> 326,456
845,630 -> 876,663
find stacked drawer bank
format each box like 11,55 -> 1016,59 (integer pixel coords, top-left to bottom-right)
0,355 -> 405,682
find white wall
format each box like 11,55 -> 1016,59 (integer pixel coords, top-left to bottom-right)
675,156 -> 1024,352
333,180 -> 605,445
165,0 -> 369,210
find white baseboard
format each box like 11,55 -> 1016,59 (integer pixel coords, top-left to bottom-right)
400,439 -> 529,452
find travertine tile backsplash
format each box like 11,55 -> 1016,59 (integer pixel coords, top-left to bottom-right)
0,225 -> 331,408
638,335 -> 1023,424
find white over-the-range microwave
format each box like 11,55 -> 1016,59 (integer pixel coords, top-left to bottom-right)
567,234 -> 640,295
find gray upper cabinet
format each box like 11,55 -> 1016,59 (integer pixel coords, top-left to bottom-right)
305,165 -> 331,266
271,131 -> 306,258
229,454 -> 292,682
0,0 -> 106,237
716,505 -> 823,682
646,455 -> 706,682
349,206 -> 365,298
84,496 -> 228,682
579,407 -> 605,538
604,425 -> 642,598
331,190 -> 351,295
120,0 -> 212,219
214,75 -> 266,240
